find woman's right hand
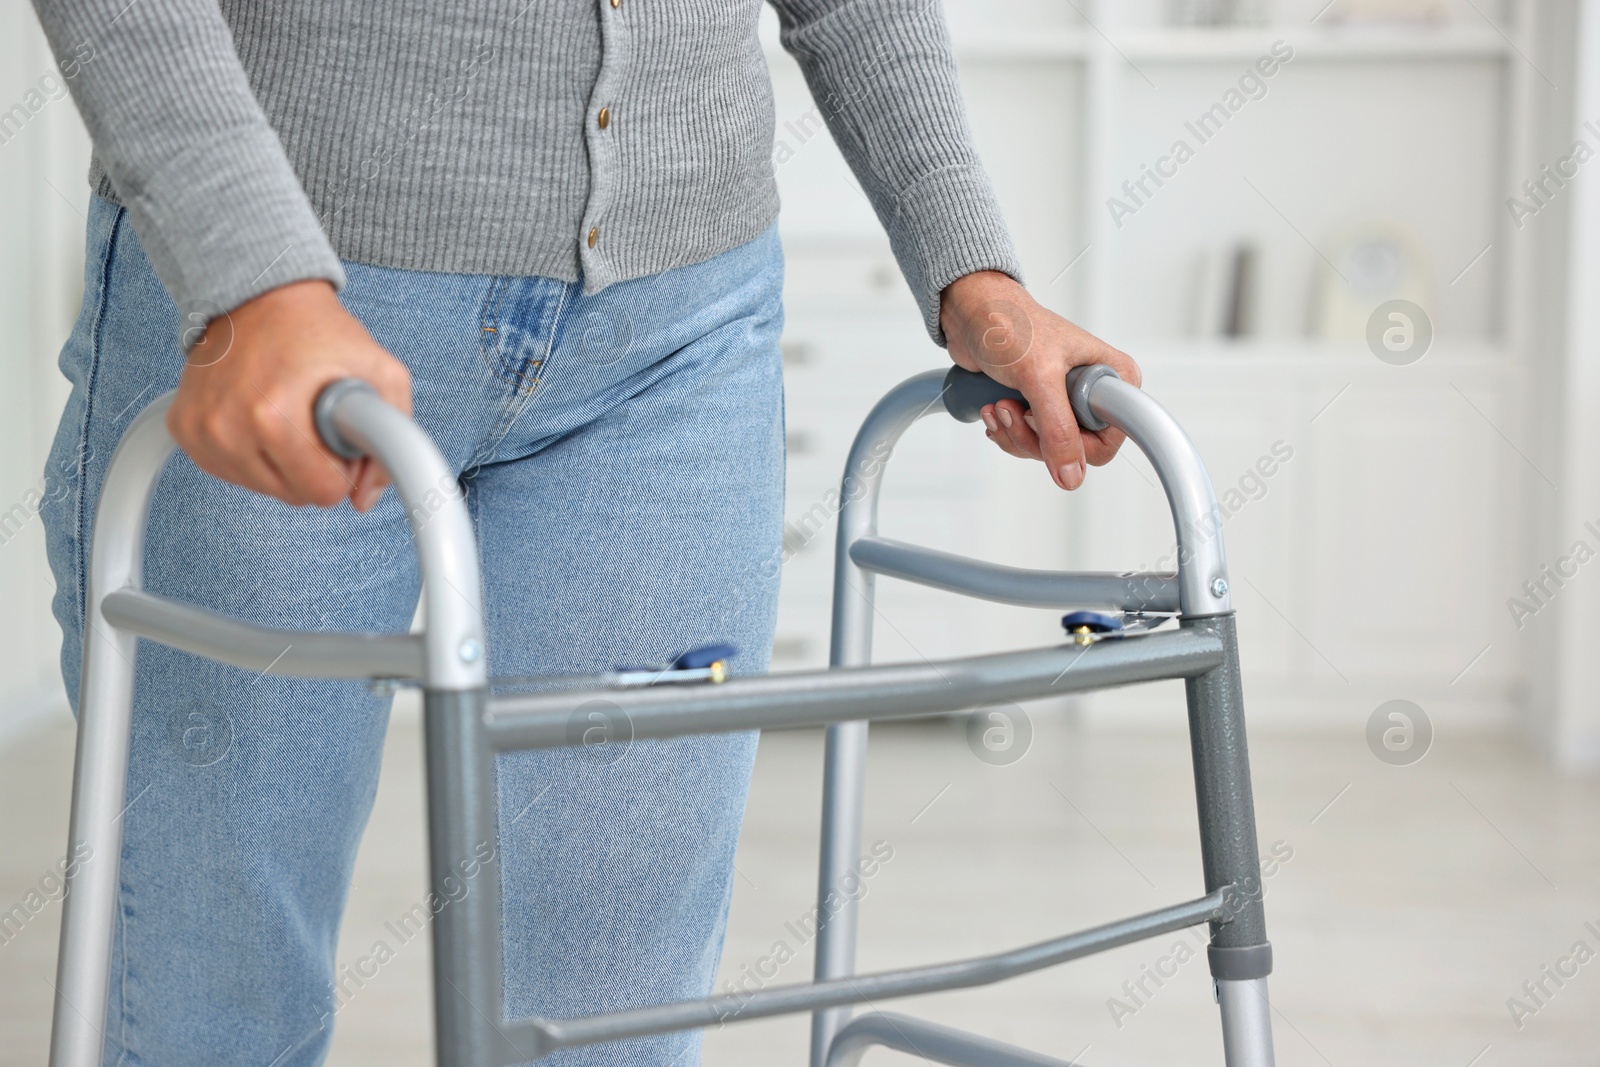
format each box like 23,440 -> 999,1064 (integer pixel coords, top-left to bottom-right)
166,280 -> 413,512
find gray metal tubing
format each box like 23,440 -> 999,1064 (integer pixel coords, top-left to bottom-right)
824,1012 -> 1082,1067
812,706 -> 870,1066
49,398 -> 175,1067
485,630 -> 1224,751
1217,979 -> 1277,1067
808,367 -> 1234,1064
101,588 -> 425,680
501,888 -> 1231,1060
51,385 -> 488,1067
1081,377 -> 1232,617
1183,617 -> 1278,1062
423,689 -> 506,1067
323,383 -> 487,691
1182,616 -> 1269,954
814,369 -> 949,1064
849,536 -> 1180,613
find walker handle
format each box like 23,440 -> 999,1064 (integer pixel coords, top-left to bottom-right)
941,364 -> 1116,433
314,378 -> 374,459
307,376 -> 486,689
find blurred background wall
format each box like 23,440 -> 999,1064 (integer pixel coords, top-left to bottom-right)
1,0 -> 1598,770
0,4 -> 89,748
765,0 -> 1600,771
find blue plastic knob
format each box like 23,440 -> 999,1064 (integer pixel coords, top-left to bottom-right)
673,643 -> 738,670
1061,611 -> 1123,634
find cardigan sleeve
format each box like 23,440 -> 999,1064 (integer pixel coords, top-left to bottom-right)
30,0 -> 344,343
768,0 -> 1023,344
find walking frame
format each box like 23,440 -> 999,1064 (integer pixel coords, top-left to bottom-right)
49,363 -> 1277,1066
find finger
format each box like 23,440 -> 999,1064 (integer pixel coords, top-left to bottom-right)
993,399 -> 1041,459
353,484 -> 386,513
197,434 -> 303,505
1079,339 -> 1141,389
1111,350 -> 1142,389
980,404 -> 1029,459
169,405 -> 303,504
325,353 -> 406,509
351,458 -> 391,512
193,447 -> 301,504
252,397 -> 358,507
1019,373 -> 1087,490
1070,345 -> 1137,465
1082,425 -> 1129,467
369,359 -> 414,417
255,447 -> 316,507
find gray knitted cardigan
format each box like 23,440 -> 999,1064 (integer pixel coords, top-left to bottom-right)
31,0 -> 1022,342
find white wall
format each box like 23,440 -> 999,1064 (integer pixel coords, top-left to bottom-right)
0,7 -> 89,742
1527,0 -> 1600,770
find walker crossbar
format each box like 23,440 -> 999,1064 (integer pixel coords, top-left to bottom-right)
51,361 -> 1277,1067
484,630 -> 1224,748
848,536 -> 1182,613
496,887 -> 1233,1059
824,1011 -> 1080,1067
100,587 -> 427,680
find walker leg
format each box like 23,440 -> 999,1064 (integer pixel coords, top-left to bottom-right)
1182,615 -> 1276,1067
809,719 -> 869,1066
48,622 -> 138,1067
423,688 -> 505,1067
49,403 -> 177,1067
810,436 -> 887,1067
1217,978 -> 1276,1067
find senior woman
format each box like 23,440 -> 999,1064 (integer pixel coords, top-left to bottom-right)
31,0 -> 1139,1063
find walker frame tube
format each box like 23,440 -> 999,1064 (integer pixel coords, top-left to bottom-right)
806,367 -> 1272,1067
484,632 -> 1225,747
847,535 -> 1181,613
824,1011 -> 1083,1067
48,391 -> 491,1067
50,366 -> 1275,1067
809,370 -> 947,1060
497,888 -> 1231,1059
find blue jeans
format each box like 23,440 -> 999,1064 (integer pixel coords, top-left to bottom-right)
43,196 -> 787,1067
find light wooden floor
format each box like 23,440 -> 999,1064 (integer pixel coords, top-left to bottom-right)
4,701 -> 1598,1066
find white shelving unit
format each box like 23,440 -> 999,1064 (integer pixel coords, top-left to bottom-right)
766,0 -> 1547,733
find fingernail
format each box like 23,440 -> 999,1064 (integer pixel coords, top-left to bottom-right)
981,410 -> 999,433
1059,461 -> 1085,489
997,407 -> 1013,429
1023,413 -> 1038,433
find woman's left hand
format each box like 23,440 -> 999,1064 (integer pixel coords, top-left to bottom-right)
940,271 -> 1142,491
